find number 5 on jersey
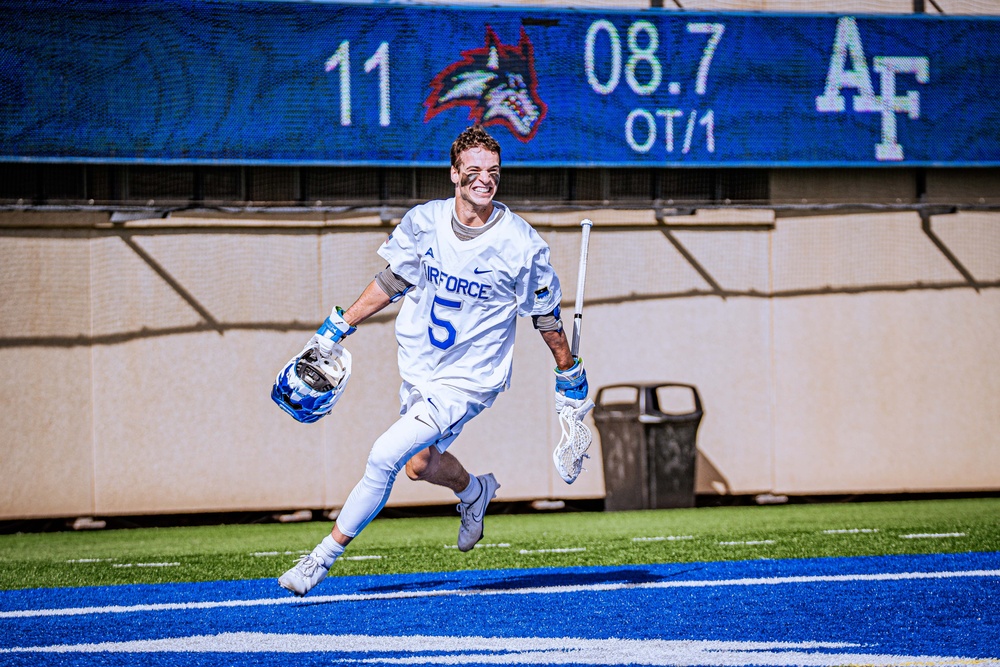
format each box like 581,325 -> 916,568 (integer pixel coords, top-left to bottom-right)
429,295 -> 462,350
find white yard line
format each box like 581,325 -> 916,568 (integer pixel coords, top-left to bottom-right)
3,568 -> 998,620
6,632 -> 998,665
632,536 -> 695,542
251,551 -> 308,557
899,533 -> 967,539
443,543 -> 510,550
823,529 -> 879,534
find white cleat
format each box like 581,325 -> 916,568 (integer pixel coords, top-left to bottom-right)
457,473 -> 500,552
278,553 -> 329,597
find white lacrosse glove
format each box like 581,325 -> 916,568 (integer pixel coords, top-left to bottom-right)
554,357 -> 591,413
307,306 -> 356,357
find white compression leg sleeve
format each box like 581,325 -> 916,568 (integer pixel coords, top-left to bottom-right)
335,402 -> 443,539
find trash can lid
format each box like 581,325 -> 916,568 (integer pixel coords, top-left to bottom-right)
595,383 -> 702,422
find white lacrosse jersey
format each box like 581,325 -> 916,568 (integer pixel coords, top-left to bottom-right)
378,198 -> 561,399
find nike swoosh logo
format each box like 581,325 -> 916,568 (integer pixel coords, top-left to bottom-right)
471,492 -> 489,520
473,268 -> 490,275
414,415 -> 435,429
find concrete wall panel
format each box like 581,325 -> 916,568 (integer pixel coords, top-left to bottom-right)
90,331 -> 330,514
0,347 -> 95,519
89,236 -> 204,338
772,212 -> 963,292
930,212 -> 1000,283
772,289 -> 1000,493
0,233 -> 95,519
0,232 -> 92,339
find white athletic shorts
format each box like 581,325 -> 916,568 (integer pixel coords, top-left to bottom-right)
398,380 -> 498,452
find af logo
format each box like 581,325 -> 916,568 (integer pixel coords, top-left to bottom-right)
424,26 -> 547,142
815,16 -> 929,161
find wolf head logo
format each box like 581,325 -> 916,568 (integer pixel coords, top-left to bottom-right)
424,26 -> 547,143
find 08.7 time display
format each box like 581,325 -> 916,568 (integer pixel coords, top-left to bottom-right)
584,19 -> 725,156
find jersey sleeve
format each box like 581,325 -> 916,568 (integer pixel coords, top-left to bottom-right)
377,210 -> 423,286
517,241 -> 563,318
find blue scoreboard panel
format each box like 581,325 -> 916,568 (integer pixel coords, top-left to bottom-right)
1,1 -> 997,166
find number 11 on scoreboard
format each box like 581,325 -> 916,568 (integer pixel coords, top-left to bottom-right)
325,40 -> 391,127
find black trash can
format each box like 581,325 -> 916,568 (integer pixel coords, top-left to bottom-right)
593,383 -> 703,511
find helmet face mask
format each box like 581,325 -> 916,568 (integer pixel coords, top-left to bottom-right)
272,343 -> 352,423
297,349 -> 335,392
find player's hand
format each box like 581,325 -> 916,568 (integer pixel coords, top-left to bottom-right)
312,307 -> 356,355
554,357 -> 590,414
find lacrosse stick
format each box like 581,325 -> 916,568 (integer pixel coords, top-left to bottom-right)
553,219 -> 596,484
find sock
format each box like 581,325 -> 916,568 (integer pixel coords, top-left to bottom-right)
311,534 -> 346,569
456,473 -> 482,504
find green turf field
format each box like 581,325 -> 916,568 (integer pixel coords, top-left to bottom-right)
1,498 -> 997,591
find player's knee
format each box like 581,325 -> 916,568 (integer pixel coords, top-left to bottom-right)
365,449 -> 397,479
366,439 -> 405,479
405,448 -> 436,481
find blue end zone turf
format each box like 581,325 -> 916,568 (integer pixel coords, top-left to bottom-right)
2,552 -> 998,665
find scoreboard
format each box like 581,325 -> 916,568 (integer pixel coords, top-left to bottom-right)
1,1 -> 998,166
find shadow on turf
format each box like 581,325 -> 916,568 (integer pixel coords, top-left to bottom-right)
281,566 -> 705,609
462,565 -> 705,591
352,565 -> 705,596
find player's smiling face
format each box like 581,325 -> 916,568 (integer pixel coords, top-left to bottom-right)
452,146 -> 500,211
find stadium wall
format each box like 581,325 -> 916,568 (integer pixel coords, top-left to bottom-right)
1,205 -> 997,521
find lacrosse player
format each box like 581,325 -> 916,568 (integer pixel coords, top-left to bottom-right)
275,125 -> 591,596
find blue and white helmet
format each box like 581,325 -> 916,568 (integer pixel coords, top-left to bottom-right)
272,341 -> 352,424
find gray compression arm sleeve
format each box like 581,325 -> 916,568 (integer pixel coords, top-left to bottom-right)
532,311 -> 563,332
375,266 -> 413,300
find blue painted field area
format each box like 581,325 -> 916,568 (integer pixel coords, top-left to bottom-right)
2,552 -> 998,665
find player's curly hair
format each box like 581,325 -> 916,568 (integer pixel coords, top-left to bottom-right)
450,125 -> 501,169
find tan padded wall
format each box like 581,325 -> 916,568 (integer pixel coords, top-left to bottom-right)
772,290 -> 1000,494
1,207 -> 998,519
0,233 -> 96,517
770,212 -> 1000,494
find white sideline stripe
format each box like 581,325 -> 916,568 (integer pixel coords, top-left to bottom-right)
519,548 -> 587,554
110,562 -> 180,569
719,540 -> 776,546
3,632 -> 998,665
342,555 -> 382,561
899,533 -> 966,539
3,568 -> 998,620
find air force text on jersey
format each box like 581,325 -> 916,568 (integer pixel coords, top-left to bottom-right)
424,260 -> 493,301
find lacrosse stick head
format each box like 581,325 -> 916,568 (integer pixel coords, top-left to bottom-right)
553,400 -> 595,484
272,343 -> 352,423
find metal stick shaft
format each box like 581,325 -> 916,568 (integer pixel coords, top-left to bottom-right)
570,219 -> 593,358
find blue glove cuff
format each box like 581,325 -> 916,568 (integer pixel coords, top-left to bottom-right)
317,307 -> 356,342
554,357 -> 588,399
